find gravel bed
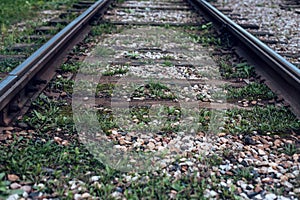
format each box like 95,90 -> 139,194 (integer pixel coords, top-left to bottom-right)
211,0 -> 300,66
105,9 -> 201,24
73,10 -> 299,200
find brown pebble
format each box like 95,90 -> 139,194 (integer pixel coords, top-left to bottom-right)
274,139 -> 282,146
254,185 -> 263,193
239,152 -> 246,158
170,190 -> 177,194
262,177 -> 273,184
237,187 -> 242,194
8,174 -> 19,182
251,100 -> 257,105
62,140 -> 69,146
181,165 -> 188,172
268,99 -> 275,104
54,136 -> 63,144
218,132 -> 226,137
220,137 -> 228,144
225,171 -> 233,176
280,175 -> 288,182
119,138 -> 125,145
293,154 -> 299,161
260,138 -> 269,145
60,92 -> 67,97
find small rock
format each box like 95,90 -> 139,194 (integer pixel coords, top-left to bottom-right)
276,172 -> 283,178
218,132 -> 226,137
244,136 -> 255,145
253,194 -> 263,200
251,100 -> 257,105
28,191 -> 42,199
294,188 -> 300,193
280,175 -> 288,182
132,176 -> 138,182
256,161 -> 269,167
111,191 -> 122,198
286,173 -> 295,179
17,122 -> 28,129
132,118 -> 139,123
274,139 -> 282,146
242,102 -> 249,107
37,183 -> 45,190
23,191 -> 29,198
254,185 -> 263,193
209,190 -> 218,197
293,154 -> 299,162
169,190 -> 177,198
62,140 -> 69,146
262,177 -> 273,184
239,152 -> 246,158
277,196 -> 292,200
260,138 -> 269,145
114,145 -> 127,151
7,194 -> 19,200
54,136 -> 63,143
60,92 -> 67,97
282,181 -> 293,189
240,193 -> 249,199
10,183 -> 21,189
21,185 -> 32,193
90,176 -> 100,182
220,137 -> 228,143
81,192 -> 91,199
8,174 -> 19,181
74,193 -> 82,200
265,193 -> 277,200
147,142 -> 155,150
218,181 -> 227,188
241,160 -> 249,167
225,171 -> 233,176
120,132 -> 127,136
93,182 -> 101,189
116,187 -> 123,193
220,164 -> 231,171
258,149 -> 266,156
268,99 -> 275,104
204,189 -> 218,198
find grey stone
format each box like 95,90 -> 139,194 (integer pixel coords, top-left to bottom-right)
10,183 -> 21,189
7,194 -> 20,200
74,194 -> 81,200
265,193 -> 277,200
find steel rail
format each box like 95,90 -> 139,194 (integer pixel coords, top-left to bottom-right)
189,0 -> 300,118
0,0 -> 112,125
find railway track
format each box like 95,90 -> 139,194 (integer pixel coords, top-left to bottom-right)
0,0 -> 300,199
0,0 -> 299,126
